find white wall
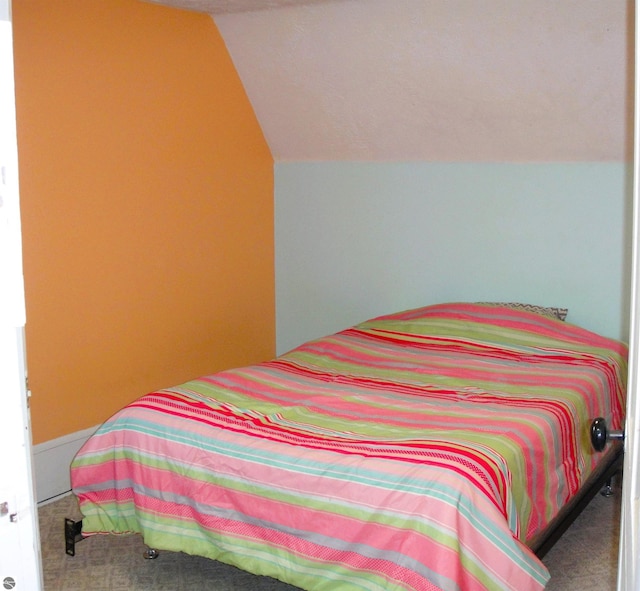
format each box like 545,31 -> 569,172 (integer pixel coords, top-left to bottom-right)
275,162 -> 631,355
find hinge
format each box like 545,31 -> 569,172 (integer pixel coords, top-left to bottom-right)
1,501 -> 17,523
25,375 -> 32,407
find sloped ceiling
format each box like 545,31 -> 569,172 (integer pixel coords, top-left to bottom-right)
145,0 -> 337,14
147,0 -> 632,162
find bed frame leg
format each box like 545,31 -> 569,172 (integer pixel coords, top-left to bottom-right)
65,518 -> 84,556
143,548 -> 160,559
600,477 -> 614,497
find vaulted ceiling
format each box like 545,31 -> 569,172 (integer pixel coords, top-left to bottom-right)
146,0 -> 632,162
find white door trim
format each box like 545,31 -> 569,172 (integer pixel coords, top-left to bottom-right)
618,2 -> 640,590
0,2 -> 43,588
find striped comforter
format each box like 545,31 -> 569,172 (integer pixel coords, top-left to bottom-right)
71,302 -> 627,591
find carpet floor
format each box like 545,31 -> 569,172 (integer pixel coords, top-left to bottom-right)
39,478 -> 622,590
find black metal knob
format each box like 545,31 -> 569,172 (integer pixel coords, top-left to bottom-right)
590,417 -> 624,452
591,417 -> 608,452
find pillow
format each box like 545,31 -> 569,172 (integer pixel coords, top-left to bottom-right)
477,302 -> 568,321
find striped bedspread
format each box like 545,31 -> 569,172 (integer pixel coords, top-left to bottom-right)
71,302 -> 627,591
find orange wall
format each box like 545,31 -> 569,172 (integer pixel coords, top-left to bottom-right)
12,0 -> 275,444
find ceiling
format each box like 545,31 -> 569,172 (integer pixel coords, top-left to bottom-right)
145,0 -> 338,14
146,0 -> 632,162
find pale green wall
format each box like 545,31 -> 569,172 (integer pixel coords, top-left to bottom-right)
275,162 -> 632,354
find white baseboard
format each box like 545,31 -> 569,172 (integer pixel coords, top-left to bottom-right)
33,425 -> 99,504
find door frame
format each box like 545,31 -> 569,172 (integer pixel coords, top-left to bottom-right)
0,1 -> 43,588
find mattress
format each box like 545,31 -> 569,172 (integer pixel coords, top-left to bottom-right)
71,302 -> 627,591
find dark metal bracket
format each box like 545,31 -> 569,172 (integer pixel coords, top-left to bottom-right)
65,518 -> 84,556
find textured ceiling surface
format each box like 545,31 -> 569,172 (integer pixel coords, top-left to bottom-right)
144,0 -> 337,15
149,0 -> 632,162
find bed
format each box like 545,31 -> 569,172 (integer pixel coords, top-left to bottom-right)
70,301 -> 627,591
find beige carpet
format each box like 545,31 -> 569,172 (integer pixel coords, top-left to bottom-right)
39,479 -> 621,590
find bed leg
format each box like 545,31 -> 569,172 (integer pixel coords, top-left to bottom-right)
143,548 -> 160,559
65,518 -> 84,556
600,477 -> 614,498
